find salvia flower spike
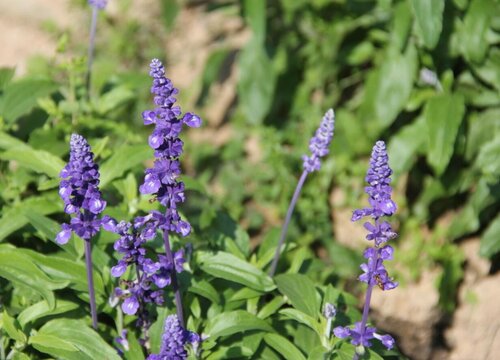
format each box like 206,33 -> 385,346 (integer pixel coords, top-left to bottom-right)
269,109 -> 335,276
147,314 -> 200,360
86,0 -> 107,95
57,133 -> 114,329
333,140 -> 397,357
140,58 -> 201,328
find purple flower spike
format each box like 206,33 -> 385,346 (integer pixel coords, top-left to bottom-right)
146,315 -> 199,360
302,109 -> 335,173
333,141 -> 398,354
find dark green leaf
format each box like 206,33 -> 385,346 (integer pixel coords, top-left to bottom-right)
411,0 -> 444,49
243,0 -> 266,42
424,93 -> 465,175
198,251 -> 275,292
205,310 -> 273,338
475,137 -> 500,179
188,279 -> 220,304
275,273 -> 320,318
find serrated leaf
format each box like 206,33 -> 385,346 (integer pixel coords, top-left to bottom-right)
424,93 -> 465,175
264,333 -> 306,360
480,214 -> 500,258
0,78 -> 57,123
197,251 -> 275,292
205,310 -> 273,338
99,144 -> 151,187
411,0 -> 444,49
275,273 -> 320,318
33,319 -> 121,360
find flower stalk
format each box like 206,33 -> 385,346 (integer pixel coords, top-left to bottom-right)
269,109 -> 335,276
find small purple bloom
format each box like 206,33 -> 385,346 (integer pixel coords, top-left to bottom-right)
323,303 -> 336,319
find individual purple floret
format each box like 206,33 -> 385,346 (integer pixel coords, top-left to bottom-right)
333,141 -> 397,357
147,315 -> 200,360
88,0 -> 107,9
302,108 -> 335,173
57,134 -> 114,329
269,109 -> 335,276
139,58 -> 201,328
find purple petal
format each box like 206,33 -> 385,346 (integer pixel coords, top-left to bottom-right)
333,326 -> 351,338
122,296 -> 139,315
56,225 -> 72,245
111,261 -> 128,277
182,112 -> 202,127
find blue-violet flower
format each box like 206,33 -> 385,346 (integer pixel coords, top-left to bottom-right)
147,314 -> 200,360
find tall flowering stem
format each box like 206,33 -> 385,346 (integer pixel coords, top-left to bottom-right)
333,141 -> 397,358
57,134 -> 114,329
139,59 -> 201,327
269,109 -> 335,276
86,0 -> 107,96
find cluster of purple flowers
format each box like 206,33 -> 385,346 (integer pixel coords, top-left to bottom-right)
139,58 -> 201,234
333,141 -> 397,354
302,108 -> 335,173
147,315 -> 199,360
57,134 -> 114,243
111,214 -> 185,316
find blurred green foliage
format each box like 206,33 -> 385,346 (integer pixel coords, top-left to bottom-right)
0,0 -> 499,358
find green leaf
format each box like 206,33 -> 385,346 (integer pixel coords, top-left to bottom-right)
0,78 -> 57,123
11,352 -> 31,360
264,333 -> 306,360
18,299 -> 79,327
275,273 -> 320,318
480,214 -> 500,258
278,308 -> 322,337
29,334 -> 79,352
243,0 -> 266,42
197,251 -> 275,292
188,279 -> 221,304
2,310 -> 27,343
362,45 -> 417,133
0,193 -> 62,242
257,296 -> 286,320
460,0 -> 496,63
0,67 -> 15,90
0,245 -> 67,309
0,131 -> 26,149
0,146 -> 65,178
238,37 -> 276,125
99,144 -> 151,187
33,319 -> 121,360
95,86 -> 135,115
475,137 -> 500,179
411,0 -> 444,49
205,310 -> 273,338
388,116 -> 427,178
424,93 -> 465,175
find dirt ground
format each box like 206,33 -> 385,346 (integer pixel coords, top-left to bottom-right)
1,1 -> 499,359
